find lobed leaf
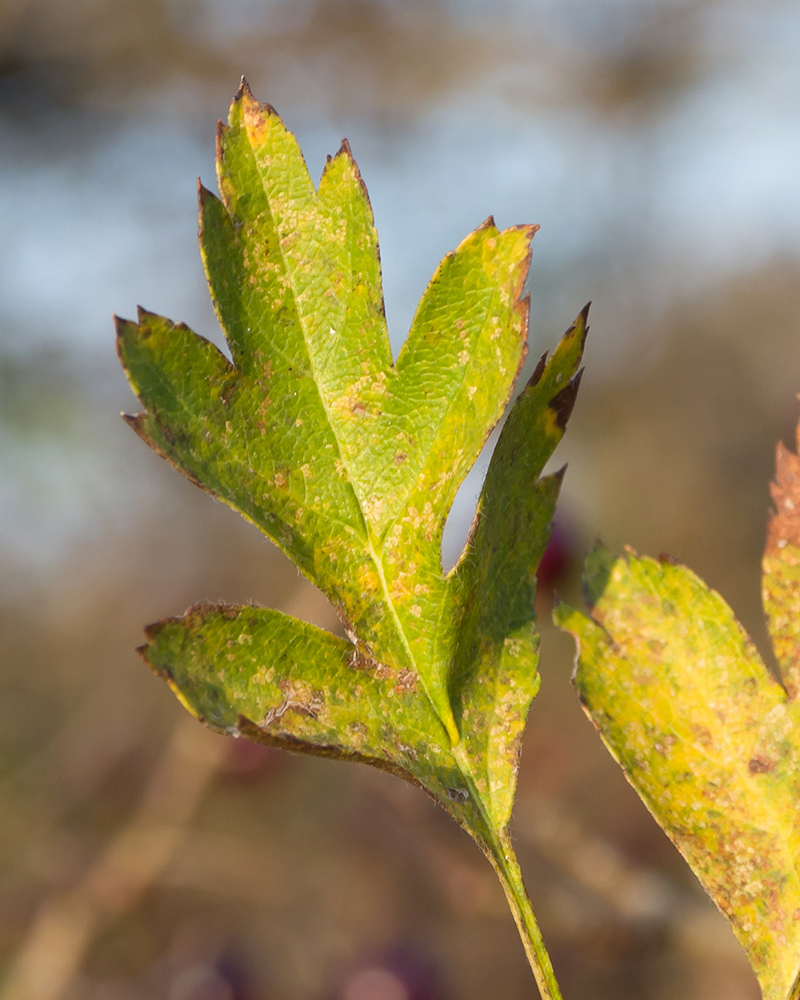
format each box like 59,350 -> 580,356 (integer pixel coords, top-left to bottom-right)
119,82 -> 538,743
118,80 -> 587,999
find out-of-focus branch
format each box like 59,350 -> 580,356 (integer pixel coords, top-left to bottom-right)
0,714 -> 226,1000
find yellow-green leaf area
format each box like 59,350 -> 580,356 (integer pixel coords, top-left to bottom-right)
119,81 -> 588,1000
555,544 -> 800,1000
119,82 -> 540,744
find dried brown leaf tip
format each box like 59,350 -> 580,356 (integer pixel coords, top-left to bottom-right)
767,420 -> 800,555
764,412 -> 800,701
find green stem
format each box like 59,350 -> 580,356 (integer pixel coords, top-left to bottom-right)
449,746 -> 562,998
486,831 -> 563,1000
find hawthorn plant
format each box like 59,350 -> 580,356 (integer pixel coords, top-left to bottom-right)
117,80 -> 584,999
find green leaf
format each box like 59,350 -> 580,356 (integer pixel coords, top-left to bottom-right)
117,80 -> 587,999
555,457 -> 800,1000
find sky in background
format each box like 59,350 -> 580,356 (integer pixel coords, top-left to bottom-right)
1,0 -> 800,573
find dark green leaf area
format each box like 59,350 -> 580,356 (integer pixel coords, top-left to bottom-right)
449,306 -> 587,830
142,604 -> 491,837
117,309 -> 366,584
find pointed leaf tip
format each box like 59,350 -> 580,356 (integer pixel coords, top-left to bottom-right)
197,179 -> 217,204
527,352 -> 549,390
112,314 -> 130,340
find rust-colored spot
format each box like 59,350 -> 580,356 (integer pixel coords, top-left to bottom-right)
766,435 -> 800,554
394,451 -> 407,465
654,733 -> 678,756
221,380 -> 237,406
395,670 -> 417,694
748,756 -> 774,774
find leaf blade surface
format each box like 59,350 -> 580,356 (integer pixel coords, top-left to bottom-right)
556,540 -> 800,1000
118,82 -> 588,1000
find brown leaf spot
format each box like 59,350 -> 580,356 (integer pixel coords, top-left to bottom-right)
263,686 -> 324,727
221,380 -> 237,406
748,756 -> 774,774
548,369 -> 584,431
526,352 -> 548,389
395,670 -> 417,694
654,733 -> 678,756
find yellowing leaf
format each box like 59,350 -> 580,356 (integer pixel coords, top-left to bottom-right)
117,81 -> 588,999
555,421 -> 800,1000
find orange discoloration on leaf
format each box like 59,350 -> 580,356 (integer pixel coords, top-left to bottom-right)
764,420 -> 800,702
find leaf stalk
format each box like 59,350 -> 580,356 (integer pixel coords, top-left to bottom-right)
488,832 -> 564,1000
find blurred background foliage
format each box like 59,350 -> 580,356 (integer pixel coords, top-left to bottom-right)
1,1 -> 799,997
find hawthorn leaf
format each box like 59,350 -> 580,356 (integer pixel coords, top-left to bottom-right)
555,426 -> 800,1000
118,80 -> 587,1000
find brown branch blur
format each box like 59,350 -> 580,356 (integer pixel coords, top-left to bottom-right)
0,716 -> 226,1000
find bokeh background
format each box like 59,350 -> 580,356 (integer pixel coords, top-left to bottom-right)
1,1 -> 799,997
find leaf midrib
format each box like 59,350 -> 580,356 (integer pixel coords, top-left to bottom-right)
246,133 -> 457,742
